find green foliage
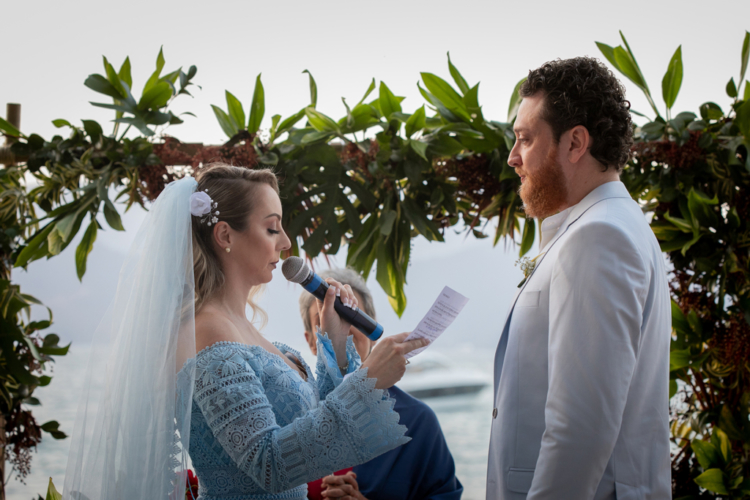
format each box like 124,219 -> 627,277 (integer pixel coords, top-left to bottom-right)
45,478 -> 62,500
0,49 -> 195,489
598,30 -> 750,499
5,31 -> 750,497
209,57 -> 522,315
85,47 -> 198,138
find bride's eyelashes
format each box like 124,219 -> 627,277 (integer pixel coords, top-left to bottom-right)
268,229 -> 280,235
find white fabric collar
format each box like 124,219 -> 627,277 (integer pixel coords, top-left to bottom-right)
538,181 -> 631,251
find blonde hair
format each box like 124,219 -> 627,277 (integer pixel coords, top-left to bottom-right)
192,163 -> 280,327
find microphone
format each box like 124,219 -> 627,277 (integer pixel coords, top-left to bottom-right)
282,257 -> 384,341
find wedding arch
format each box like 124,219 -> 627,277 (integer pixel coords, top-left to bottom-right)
2,31 -> 750,498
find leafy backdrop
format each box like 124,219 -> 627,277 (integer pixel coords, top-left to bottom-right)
2,30 -> 750,499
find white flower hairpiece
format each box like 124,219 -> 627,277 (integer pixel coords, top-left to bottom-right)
190,189 -> 220,226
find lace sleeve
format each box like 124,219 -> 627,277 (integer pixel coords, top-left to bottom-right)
315,329 -> 361,400
194,346 -> 408,494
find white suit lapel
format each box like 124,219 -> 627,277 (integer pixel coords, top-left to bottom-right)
494,181 -> 634,377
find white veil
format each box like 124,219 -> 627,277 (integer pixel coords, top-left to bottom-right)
63,177 -> 198,500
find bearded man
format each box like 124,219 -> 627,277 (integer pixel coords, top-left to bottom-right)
486,57 -> 671,500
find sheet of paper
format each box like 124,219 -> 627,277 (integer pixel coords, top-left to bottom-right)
404,286 -> 469,359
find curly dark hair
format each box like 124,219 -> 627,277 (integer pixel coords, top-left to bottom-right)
519,56 -> 633,171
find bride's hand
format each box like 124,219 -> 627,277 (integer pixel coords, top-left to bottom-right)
318,279 -> 358,361
361,333 -> 429,389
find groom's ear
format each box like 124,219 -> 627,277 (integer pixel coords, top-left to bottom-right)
565,125 -> 591,164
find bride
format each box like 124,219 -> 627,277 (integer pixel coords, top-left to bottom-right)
62,163 -> 427,500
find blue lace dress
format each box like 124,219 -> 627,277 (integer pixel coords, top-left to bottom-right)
183,334 -> 409,500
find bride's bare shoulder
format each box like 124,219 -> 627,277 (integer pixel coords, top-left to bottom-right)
195,307 -> 243,352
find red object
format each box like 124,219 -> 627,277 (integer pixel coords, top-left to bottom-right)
186,470 -> 199,499
307,468 -> 353,500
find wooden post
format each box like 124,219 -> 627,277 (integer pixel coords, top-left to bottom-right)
0,104 -> 21,167
5,104 -> 20,145
0,103 -> 18,500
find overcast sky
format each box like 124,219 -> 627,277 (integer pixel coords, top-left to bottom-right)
3,0 -> 749,359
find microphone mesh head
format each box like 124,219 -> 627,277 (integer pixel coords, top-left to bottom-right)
281,256 -> 309,284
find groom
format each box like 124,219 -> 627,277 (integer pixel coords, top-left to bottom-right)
487,57 -> 671,499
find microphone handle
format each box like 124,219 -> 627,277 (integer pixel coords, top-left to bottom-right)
303,273 -> 384,341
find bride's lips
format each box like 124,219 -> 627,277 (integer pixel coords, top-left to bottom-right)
270,261 -> 279,269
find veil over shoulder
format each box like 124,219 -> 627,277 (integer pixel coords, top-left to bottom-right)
63,177 -> 198,500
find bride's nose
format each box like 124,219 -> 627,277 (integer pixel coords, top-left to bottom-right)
278,229 -> 292,252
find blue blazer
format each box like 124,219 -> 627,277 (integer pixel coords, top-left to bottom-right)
354,386 -> 463,500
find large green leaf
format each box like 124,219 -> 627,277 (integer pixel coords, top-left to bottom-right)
248,74 -> 265,134
114,117 -> 153,136
139,81 -> 172,110
15,223 -> 56,268
519,218 -> 535,257
102,56 -> 127,100
597,33 -> 661,119
379,210 -> 397,236
727,77 -> 738,98
619,31 -> 649,89
378,81 -> 402,120
426,134 -> 464,157
670,348 -> 691,371
735,99 -> 750,140
402,197 -> 443,242
0,116 -> 23,138
595,42 -> 618,69
613,46 -> 648,90
687,188 -> 718,229
662,212 -> 693,233
82,120 -> 103,144
694,469 -> 728,495
225,91 -> 245,131
508,77 -> 527,122
405,105 -> 426,138
118,56 -> 133,89
662,46 -> 683,110
275,109 -> 306,137
671,301 -> 690,337
357,78 -> 377,106
143,46 -> 166,95
741,31 -> 750,86
45,478 -> 63,500
421,73 -> 472,122
212,105 -> 238,138
305,108 -> 340,134
447,52 -> 470,95
341,103 -> 379,133
712,428 -> 732,464
691,440 -> 722,470
75,219 -> 98,280
718,405 -> 744,440
302,69 -> 317,107
376,239 -> 406,317
84,74 -> 123,100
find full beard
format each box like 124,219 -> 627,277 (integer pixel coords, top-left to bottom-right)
518,147 -> 568,219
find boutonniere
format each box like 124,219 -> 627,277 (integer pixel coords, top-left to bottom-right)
516,253 -> 544,288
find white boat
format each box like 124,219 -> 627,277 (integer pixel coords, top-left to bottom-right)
399,351 -> 490,400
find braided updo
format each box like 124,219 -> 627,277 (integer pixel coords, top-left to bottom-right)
191,163 -> 279,319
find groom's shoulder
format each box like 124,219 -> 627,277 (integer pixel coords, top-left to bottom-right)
561,198 -> 654,266
573,195 -> 649,238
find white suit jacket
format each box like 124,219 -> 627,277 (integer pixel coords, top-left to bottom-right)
486,181 -> 671,500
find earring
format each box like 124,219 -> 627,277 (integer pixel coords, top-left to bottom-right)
225,247 -> 231,253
